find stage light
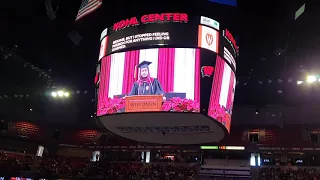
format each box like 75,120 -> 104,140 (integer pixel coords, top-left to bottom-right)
63,92 -> 70,97
57,91 -> 64,97
307,75 -> 317,83
51,90 -> 70,98
297,81 -> 303,85
51,92 -> 57,97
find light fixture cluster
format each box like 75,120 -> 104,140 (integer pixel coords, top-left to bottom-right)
297,75 -> 320,85
51,90 -> 70,98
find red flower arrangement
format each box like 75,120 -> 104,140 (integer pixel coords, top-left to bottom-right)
162,97 -> 200,112
99,96 -> 125,115
209,103 -> 225,120
209,103 -> 231,132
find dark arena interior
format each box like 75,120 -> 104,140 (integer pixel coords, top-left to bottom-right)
1,0 -> 320,179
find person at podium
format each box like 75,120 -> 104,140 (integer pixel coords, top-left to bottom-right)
128,61 -> 165,99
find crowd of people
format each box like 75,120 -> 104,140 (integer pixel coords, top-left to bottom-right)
260,167 -> 320,180
5,150 -> 320,180
86,161 -> 198,179
0,150 -> 198,179
139,164 -> 197,180
0,151 -> 33,174
0,151 -> 89,178
36,155 -> 88,178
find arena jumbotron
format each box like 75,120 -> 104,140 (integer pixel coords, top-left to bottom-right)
95,12 -> 238,144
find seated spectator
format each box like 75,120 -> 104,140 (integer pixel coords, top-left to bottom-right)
0,150 -> 199,179
260,167 -> 320,180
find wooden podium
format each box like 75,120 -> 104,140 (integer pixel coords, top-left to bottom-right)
125,95 -> 163,112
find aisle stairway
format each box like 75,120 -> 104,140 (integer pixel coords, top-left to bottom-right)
251,167 -> 259,180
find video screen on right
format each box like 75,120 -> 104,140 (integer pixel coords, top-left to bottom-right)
200,50 -> 236,133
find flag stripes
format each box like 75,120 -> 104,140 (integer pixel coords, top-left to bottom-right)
76,0 -> 102,21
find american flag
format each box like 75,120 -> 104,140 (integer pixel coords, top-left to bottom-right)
75,0 -> 103,21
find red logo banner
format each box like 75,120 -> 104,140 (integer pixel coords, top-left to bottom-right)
201,66 -> 214,77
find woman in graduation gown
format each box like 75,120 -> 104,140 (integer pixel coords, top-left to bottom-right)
128,61 -> 165,97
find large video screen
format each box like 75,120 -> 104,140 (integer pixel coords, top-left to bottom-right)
96,47 -> 235,132
97,47 -> 201,115
96,13 -> 238,136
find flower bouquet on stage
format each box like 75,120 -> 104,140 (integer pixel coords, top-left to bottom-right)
98,97 -> 125,115
162,97 -> 200,112
208,103 -> 231,132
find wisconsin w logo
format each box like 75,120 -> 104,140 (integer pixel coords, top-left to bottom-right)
201,66 -> 214,78
206,33 -> 214,46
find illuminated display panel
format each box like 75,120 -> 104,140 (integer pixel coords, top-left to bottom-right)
96,13 -> 238,144
99,14 -> 238,62
97,47 -> 200,115
198,25 -> 219,53
96,47 -> 235,134
220,29 -> 238,70
106,23 -> 198,55
207,55 -> 236,132
199,50 -> 235,133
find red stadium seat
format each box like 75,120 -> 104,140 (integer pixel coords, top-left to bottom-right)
10,121 -> 41,138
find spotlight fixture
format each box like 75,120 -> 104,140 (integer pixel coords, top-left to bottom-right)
307,75 -> 317,83
297,81 -> 303,85
51,90 -> 70,98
